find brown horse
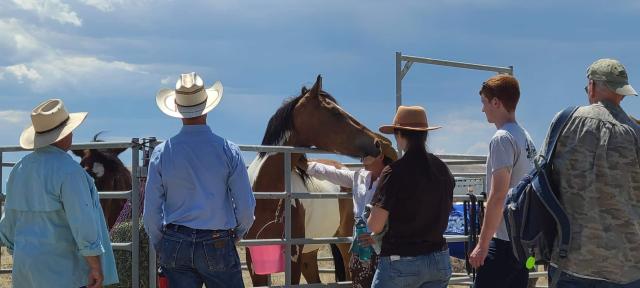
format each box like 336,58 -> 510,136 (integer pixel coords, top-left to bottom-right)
246,75 -> 391,286
72,132 -> 131,230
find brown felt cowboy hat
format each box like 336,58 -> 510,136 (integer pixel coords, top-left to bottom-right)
156,72 -> 223,118
379,105 -> 441,134
20,99 -> 88,149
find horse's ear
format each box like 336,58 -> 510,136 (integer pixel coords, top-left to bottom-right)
71,149 -> 86,158
301,86 -> 308,96
309,74 -> 322,97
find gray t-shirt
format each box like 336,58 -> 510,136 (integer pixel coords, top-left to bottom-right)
486,122 -> 537,241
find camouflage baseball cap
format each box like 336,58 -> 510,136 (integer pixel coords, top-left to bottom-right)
587,58 -> 637,96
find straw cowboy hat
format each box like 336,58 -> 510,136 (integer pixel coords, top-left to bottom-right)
19,99 -> 88,149
379,105 -> 441,134
156,72 -> 223,118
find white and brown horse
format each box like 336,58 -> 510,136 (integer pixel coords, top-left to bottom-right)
246,75 -> 394,285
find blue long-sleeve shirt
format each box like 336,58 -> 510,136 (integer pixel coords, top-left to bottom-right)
143,125 -> 256,249
0,145 -> 118,287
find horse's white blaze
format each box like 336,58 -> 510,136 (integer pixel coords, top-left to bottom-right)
248,156 -> 341,254
93,162 -> 105,178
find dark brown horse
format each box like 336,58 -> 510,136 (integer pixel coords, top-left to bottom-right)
246,75 -> 392,286
72,132 -> 131,230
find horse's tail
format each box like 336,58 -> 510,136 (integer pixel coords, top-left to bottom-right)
330,243 -> 347,281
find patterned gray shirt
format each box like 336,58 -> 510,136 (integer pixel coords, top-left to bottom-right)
549,101 -> 640,284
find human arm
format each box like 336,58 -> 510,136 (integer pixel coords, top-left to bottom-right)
143,147 -> 165,250
228,146 -> 256,240
306,162 -> 355,188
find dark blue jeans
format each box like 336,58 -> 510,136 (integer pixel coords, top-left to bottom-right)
372,249 -> 452,288
159,225 -> 243,288
549,266 -> 640,288
473,238 -> 529,288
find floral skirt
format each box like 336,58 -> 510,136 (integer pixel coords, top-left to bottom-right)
349,252 -> 379,288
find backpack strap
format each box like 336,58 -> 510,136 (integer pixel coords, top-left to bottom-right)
533,106 -> 579,261
544,106 -> 579,160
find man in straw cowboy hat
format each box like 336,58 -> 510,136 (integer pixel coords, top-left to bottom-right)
545,59 -> 640,287
367,106 -> 455,288
0,99 -> 118,288
143,72 -> 255,287
470,74 -> 536,288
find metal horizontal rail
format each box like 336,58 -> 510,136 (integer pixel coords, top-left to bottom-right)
2,162 -> 15,167
343,159 -> 485,168
436,154 -> 487,161
453,173 -> 486,178
453,194 -> 485,201
444,160 -> 486,166
266,283 -> 352,288
401,55 -> 513,74
291,192 -> 353,199
240,237 -> 354,246
111,242 -> 133,251
98,191 -> 132,199
252,192 -> 484,202
253,192 -> 485,202
0,269 -> 11,275
0,141 -> 134,152
238,145 -> 334,154
253,192 -> 353,200
239,235 -> 469,247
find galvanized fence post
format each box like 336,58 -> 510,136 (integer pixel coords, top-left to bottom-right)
284,151 -> 292,287
131,138 -> 140,288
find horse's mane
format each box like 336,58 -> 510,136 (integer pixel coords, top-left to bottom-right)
258,87 -> 337,157
258,86 -> 338,183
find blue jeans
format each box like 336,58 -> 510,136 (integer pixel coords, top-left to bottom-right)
549,266 -> 640,288
159,225 -> 243,288
473,238 -> 529,288
372,249 -> 452,288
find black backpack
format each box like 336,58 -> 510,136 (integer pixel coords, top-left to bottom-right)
504,106 -> 578,268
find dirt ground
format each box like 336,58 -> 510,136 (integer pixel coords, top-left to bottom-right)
1,246 -> 547,287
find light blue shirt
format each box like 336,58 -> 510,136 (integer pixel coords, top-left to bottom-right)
143,125 -> 256,249
0,145 -> 118,287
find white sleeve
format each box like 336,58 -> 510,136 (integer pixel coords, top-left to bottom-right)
307,162 -> 355,188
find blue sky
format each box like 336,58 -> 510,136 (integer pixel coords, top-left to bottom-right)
1,0 -> 639,171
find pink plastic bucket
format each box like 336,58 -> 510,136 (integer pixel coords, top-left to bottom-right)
248,245 -> 285,275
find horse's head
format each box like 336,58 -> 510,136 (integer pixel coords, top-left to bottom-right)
72,132 -> 128,181
261,75 -> 383,160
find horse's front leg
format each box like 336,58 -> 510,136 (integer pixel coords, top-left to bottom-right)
290,199 -> 306,284
301,249 -> 321,283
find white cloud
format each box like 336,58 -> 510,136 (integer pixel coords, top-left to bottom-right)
78,0 -> 115,11
0,110 -> 29,124
428,107 -> 494,155
0,18 -> 47,61
12,0 -> 82,26
5,55 -> 147,91
160,76 -> 172,85
1,64 -> 42,82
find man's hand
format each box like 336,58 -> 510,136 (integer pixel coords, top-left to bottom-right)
84,255 -> 103,288
87,267 -> 104,288
469,242 -> 489,269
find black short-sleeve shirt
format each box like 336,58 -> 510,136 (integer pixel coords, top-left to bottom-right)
371,150 -> 455,257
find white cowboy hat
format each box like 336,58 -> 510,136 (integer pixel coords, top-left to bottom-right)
156,72 -> 223,118
20,99 -> 88,149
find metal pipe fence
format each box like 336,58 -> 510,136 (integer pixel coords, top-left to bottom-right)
1,140 -> 547,287
0,140 -> 143,288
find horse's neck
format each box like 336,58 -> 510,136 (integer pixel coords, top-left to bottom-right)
248,155 -> 308,192
248,155 -> 339,194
